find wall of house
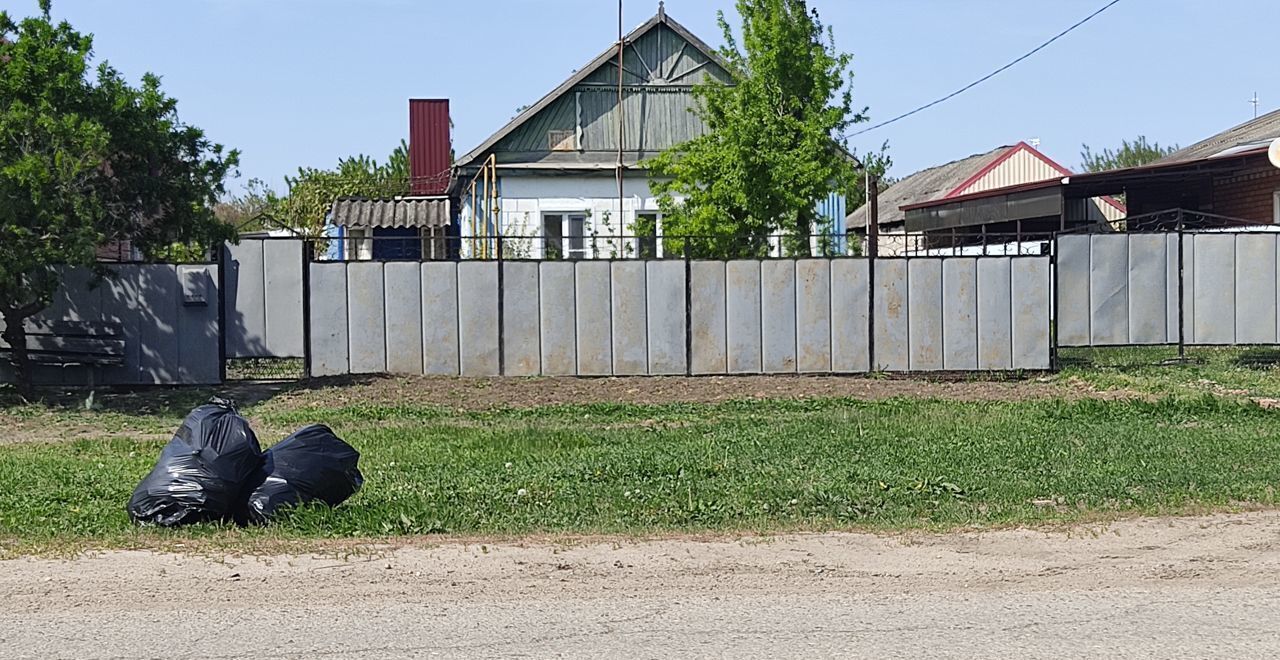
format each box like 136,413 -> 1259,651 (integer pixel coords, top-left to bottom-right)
460,174 -> 663,259
1213,165 -> 1280,222
965,148 -> 1064,195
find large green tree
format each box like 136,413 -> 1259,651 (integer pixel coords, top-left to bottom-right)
0,1 -> 237,394
647,0 -> 864,258
1079,136 -> 1178,173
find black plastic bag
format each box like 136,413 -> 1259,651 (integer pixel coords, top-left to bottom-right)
244,424 -> 363,523
127,399 -> 264,527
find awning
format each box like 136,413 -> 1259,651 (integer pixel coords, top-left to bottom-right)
330,196 -> 451,228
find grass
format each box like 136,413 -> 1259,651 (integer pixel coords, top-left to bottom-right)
1060,345 -> 1280,399
4,393 -> 1280,556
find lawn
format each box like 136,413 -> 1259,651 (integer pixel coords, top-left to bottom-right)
3,390 -> 1280,556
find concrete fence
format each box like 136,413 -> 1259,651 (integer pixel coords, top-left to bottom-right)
1057,232 -> 1280,347
307,256 -> 1052,377
0,264 -> 222,385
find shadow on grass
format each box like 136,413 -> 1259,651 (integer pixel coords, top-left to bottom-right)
1232,348 -> 1280,370
0,374 -> 388,417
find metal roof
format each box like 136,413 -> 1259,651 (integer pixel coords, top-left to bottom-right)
846,146 -> 1013,229
1160,107 -> 1280,163
330,197 -> 451,228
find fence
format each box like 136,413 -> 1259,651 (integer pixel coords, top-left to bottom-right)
1054,212 -> 1280,355
0,263 -> 222,386
11,211 -> 1278,388
306,253 -> 1052,378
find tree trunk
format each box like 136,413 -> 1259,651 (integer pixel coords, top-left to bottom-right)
1,308 -> 34,400
793,213 -> 813,258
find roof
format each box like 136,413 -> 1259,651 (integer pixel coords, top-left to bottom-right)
1160,107 -> 1280,163
330,197 -> 451,229
455,8 -> 728,170
899,146 -> 1270,217
846,146 -> 1013,228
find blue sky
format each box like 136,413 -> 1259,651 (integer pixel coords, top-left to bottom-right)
21,0 -> 1279,194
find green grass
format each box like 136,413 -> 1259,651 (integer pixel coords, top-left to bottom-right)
4,395 -> 1280,555
1060,345 -> 1280,399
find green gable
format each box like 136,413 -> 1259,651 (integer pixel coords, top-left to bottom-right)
458,13 -> 732,171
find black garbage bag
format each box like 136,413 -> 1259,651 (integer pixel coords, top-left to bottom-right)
127,399 -> 264,527
244,424 -> 363,523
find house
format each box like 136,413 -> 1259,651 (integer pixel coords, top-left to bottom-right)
327,99 -> 455,261
897,108 -> 1280,232
847,141 -> 1125,255
451,6 -> 849,260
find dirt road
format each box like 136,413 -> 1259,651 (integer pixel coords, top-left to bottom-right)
4,512 -> 1280,658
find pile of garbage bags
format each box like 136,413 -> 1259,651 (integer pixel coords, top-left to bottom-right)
127,398 -> 363,527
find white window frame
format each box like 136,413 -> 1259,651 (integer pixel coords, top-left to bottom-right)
345,227 -> 372,261
541,212 -> 588,259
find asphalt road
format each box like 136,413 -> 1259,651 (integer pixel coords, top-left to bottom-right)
5,512 -> 1280,658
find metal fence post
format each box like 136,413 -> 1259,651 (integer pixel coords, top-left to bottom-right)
216,241 -> 228,384
684,240 -> 693,376
866,174 -> 879,373
496,234 -> 505,376
1177,210 -> 1186,363
301,239 -> 313,380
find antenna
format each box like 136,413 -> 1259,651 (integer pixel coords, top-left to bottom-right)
1251,92 -> 1260,119
1028,138 -> 1042,149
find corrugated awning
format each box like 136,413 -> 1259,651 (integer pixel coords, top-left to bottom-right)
330,197 -> 451,228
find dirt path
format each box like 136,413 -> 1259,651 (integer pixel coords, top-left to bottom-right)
261,374 -> 1112,411
4,511 -> 1279,658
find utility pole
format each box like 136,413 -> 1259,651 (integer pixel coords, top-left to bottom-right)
1251,92 -> 1260,119
617,0 -> 625,235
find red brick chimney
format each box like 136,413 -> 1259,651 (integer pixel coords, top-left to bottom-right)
409,99 -> 451,196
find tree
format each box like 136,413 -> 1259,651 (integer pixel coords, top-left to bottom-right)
0,1 -> 237,395
1079,136 -> 1178,173
646,0 -> 864,258
267,141 -> 410,236
214,178 -> 275,233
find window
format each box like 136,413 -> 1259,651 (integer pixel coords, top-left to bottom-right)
345,227 -> 372,261
635,212 -> 659,259
548,130 -> 577,152
542,213 -> 587,259
1274,190 -> 1280,224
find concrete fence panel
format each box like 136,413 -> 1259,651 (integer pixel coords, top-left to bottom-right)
830,258 -> 870,373
761,260 -> 798,373
796,259 -> 832,373
575,261 -> 613,376
458,262 -> 500,376
502,262 -> 542,376
725,260 -> 763,374
942,258 -> 978,371
873,259 -> 909,371
421,262 -> 460,376
539,262 -> 577,376
646,260 -> 687,375
384,262 -> 424,375
907,259 -> 943,371
690,261 -> 727,375
611,261 -> 648,375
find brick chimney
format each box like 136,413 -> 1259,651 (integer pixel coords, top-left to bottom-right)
409,99 -> 451,196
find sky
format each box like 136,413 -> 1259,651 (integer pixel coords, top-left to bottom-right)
14,0 -> 1279,195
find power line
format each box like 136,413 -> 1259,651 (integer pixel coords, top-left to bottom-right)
845,0 -> 1123,139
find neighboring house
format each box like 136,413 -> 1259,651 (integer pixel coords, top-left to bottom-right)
452,6 -> 849,259
847,141 -> 1125,255
899,108 -> 1280,231
328,99 -> 455,261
